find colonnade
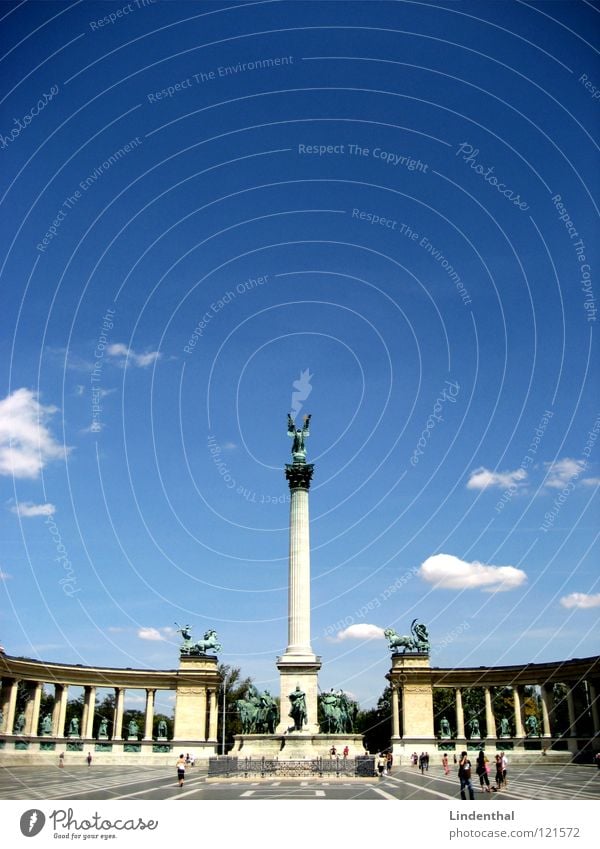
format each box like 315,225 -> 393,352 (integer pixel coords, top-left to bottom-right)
389,680 -> 600,740
387,653 -> 600,756
0,652 -> 222,761
0,679 -> 219,742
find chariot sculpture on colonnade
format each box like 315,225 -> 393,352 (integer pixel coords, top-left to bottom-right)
384,619 -> 430,654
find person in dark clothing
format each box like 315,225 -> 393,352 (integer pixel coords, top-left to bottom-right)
458,751 -> 475,800
475,750 -> 490,792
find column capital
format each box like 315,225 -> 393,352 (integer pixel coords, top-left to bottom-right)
285,463 -> 314,490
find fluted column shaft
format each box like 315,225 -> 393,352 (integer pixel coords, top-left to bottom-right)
392,686 -> 401,737
198,689 -> 207,741
4,679 -> 19,734
513,687 -> 524,737
208,689 -> 218,741
566,685 -> 577,736
484,687 -> 496,738
455,689 -> 465,737
589,681 -> 600,735
541,684 -> 553,737
113,687 -> 125,740
56,684 -> 69,736
82,686 -> 96,738
25,681 -> 43,736
143,689 -> 155,741
287,487 -> 312,654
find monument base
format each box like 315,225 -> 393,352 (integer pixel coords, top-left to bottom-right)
275,655 -> 322,735
233,733 -> 365,759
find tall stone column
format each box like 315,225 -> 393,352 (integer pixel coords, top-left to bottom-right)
52,684 -> 68,737
276,431 -> 321,736
143,689 -> 156,741
0,680 -> 11,733
513,687 -> 524,737
540,683 -> 553,738
113,687 -> 125,740
198,689 -> 207,741
455,688 -> 465,738
3,679 -> 19,734
391,685 -> 401,738
484,687 -> 496,738
285,479 -> 313,656
566,685 -> 577,736
56,684 -> 69,737
208,689 -> 218,741
82,686 -> 96,738
588,681 -> 599,736
24,681 -> 43,736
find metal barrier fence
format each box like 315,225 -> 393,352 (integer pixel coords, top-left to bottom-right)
208,755 -> 376,778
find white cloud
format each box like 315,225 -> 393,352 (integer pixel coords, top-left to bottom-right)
560,592 -> 600,609
466,466 -> 527,491
544,458 -> 586,489
107,343 -> 161,368
581,477 -> 600,487
137,627 -> 164,641
0,388 -> 67,478
332,623 -> 386,642
11,501 -> 56,518
419,553 -> 527,593
0,570 -> 11,580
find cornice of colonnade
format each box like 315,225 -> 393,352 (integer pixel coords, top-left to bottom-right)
0,653 -> 222,689
421,655 -> 600,687
387,654 -> 600,688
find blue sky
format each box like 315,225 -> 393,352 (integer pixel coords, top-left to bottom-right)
0,0 -> 598,712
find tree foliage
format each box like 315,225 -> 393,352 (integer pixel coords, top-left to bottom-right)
356,686 -> 390,753
216,664 -> 255,753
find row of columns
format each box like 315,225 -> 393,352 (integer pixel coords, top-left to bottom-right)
390,681 -> 600,739
0,679 -> 218,741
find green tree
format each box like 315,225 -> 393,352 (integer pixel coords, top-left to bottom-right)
433,687 -> 456,737
217,664 -> 255,753
94,692 -> 115,738
38,687 -> 55,734
493,687 -> 515,735
356,686 -> 390,753
123,709 -> 144,737
462,687 -> 485,735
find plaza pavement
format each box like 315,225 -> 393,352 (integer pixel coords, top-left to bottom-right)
0,763 -> 598,801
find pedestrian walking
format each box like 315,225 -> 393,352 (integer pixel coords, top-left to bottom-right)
377,753 -> 387,776
419,752 -> 425,773
424,752 -> 429,771
501,752 -> 508,788
475,750 -> 490,792
86,752 -> 92,767
176,753 -> 186,787
458,751 -> 475,800
386,751 -> 393,774
442,753 -> 450,775
343,745 -> 349,759
58,752 -> 64,768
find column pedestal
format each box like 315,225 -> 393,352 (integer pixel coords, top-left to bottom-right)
275,656 -> 322,736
